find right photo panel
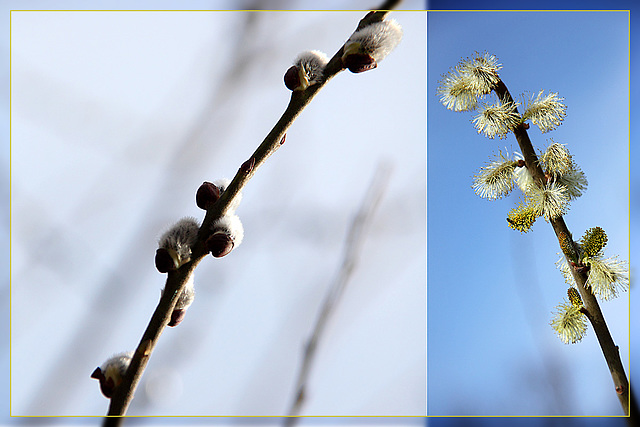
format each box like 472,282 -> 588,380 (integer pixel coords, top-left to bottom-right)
427,11 -> 631,416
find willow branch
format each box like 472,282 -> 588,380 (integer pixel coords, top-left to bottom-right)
284,164 -> 391,425
494,80 -> 631,416
103,6 -> 398,420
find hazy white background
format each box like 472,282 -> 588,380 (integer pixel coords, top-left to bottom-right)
8,1 -> 426,421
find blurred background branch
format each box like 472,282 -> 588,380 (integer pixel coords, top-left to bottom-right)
285,163 -> 392,425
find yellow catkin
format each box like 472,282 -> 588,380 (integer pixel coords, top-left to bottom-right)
558,232 -> 577,263
507,203 -> 538,233
580,226 -> 608,258
567,287 -> 583,307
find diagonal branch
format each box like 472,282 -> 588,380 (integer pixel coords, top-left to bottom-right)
494,79 -> 631,416
103,6 -> 399,421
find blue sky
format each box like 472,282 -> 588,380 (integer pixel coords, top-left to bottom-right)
427,11 -> 631,416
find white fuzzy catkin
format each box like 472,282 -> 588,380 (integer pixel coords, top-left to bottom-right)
92,351 -> 133,397
176,280 -> 195,310
101,351 -> 133,378
162,270 -> 195,311
295,50 -> 329,88
161,271 -> 196,326
212,214 -> 244,247
344,19 -> 403,62
158,217 -> 200,269
213,178 -> 231,191
213,178 -> 242,213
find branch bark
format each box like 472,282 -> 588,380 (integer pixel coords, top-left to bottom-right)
102,6 -> 399,422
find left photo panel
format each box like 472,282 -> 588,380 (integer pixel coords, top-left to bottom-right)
10,8 -> 427,417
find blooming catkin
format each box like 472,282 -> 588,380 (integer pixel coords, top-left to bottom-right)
585,257 -> 629,301
472,151 -> 517,200
437,52 -> 502,112
472,100 -> 520,139
540,142 -> 572,178
550,301 -> 587,344
522,90 -> 567,133
529,181 -> 569,221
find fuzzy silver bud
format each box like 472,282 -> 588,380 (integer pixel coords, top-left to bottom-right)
156,217 -> 200,272
91,351 -> 133,398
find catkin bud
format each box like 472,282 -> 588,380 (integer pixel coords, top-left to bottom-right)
580,227 -> 608,259
91,351 -> 133,398
156,217 -> 200,273
558,232 -> 578,264
507,203 -> 538,233
162,271 -> 195,327
196,181 -> 221,210
567,287 -> 583,307
212,178 -> 242,214
342,19 -> 402,73
206,214 -> 244,258
284,50 -> 329,91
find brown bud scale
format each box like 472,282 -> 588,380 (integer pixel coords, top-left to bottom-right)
343,53 -> 377,73
196,181 -> 221,210
169,309 -> 187,327
155,248 -> 175,273
206,232 -> 235,258
284,65 -> 300,91
91,367 -> 105,381
101,377 -> 116,398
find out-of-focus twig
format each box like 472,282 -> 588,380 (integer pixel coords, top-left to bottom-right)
284,163 -> 392,425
